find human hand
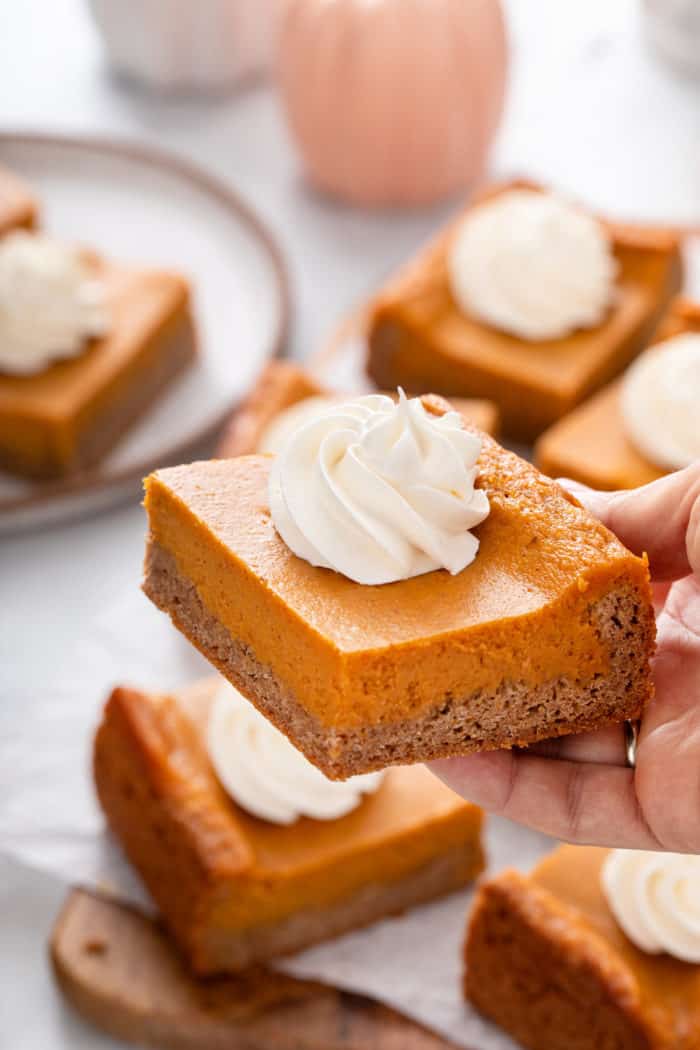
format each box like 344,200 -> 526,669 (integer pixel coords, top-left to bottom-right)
430,463 -> 700,852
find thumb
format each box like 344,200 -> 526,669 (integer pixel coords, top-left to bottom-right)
561,463 -> 700,581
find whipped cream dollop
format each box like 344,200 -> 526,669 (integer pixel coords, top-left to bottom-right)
448,190 -> 617,341
621,332 -> 700,470
0,231 -> 109,376
257,395 -> 339,455
269,392 -> 490,586
207,680 -> 384,824
602,850 -> 700,963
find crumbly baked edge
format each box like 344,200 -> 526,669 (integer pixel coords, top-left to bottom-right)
464,872 -> 672,1050
199,845 -> 481,975
142,540 -> 655,780
94,683 -> 484,976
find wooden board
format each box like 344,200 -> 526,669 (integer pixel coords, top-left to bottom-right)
51,890 -> 459,1050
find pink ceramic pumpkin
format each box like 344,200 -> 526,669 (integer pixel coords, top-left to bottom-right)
276,0 -> 508,207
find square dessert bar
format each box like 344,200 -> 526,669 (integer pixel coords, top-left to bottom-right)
465,846 -> 700,1050
0,257 -> 195,478
94,678 -> 484,975
143,420 -> 655,779
0,164 -> 39,237
367,180 -> 682,441
218,359 -> 500,457
535,297 -> 700,490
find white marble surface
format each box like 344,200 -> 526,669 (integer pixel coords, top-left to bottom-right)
2,0 -> 700,1045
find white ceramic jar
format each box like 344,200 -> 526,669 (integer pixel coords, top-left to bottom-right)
87,0 -> 281,92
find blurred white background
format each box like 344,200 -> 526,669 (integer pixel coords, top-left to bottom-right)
2,0 -> 700,359
2,1 -> 700,1046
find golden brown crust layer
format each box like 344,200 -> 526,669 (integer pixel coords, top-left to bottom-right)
143,540 -> 654,778
200,846 -> 479,974
366,179 -> 683,441
143,413 -> 655,774
94,687 -> 252,971
464,871 -> 669,1050
95,682 -> 484,974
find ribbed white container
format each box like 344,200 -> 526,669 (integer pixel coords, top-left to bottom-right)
87,0 -> 280,92
642,0 -> 700,77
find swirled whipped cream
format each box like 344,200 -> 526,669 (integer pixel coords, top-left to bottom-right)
207,680 -> 384,824
268,391 -> 490,585
621,333 -> 700,470
602,850 -> 700,963
257,395 -> 338,455
448,190 -> 617,341
0,232 -> 109,376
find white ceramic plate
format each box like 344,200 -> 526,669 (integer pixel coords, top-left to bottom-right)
0,134 -> 289,534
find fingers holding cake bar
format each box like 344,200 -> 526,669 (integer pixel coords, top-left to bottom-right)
143,388 -> 655,780
434,463 -> 700,854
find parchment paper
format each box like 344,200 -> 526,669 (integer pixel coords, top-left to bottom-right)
0,581 -> 555,1049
